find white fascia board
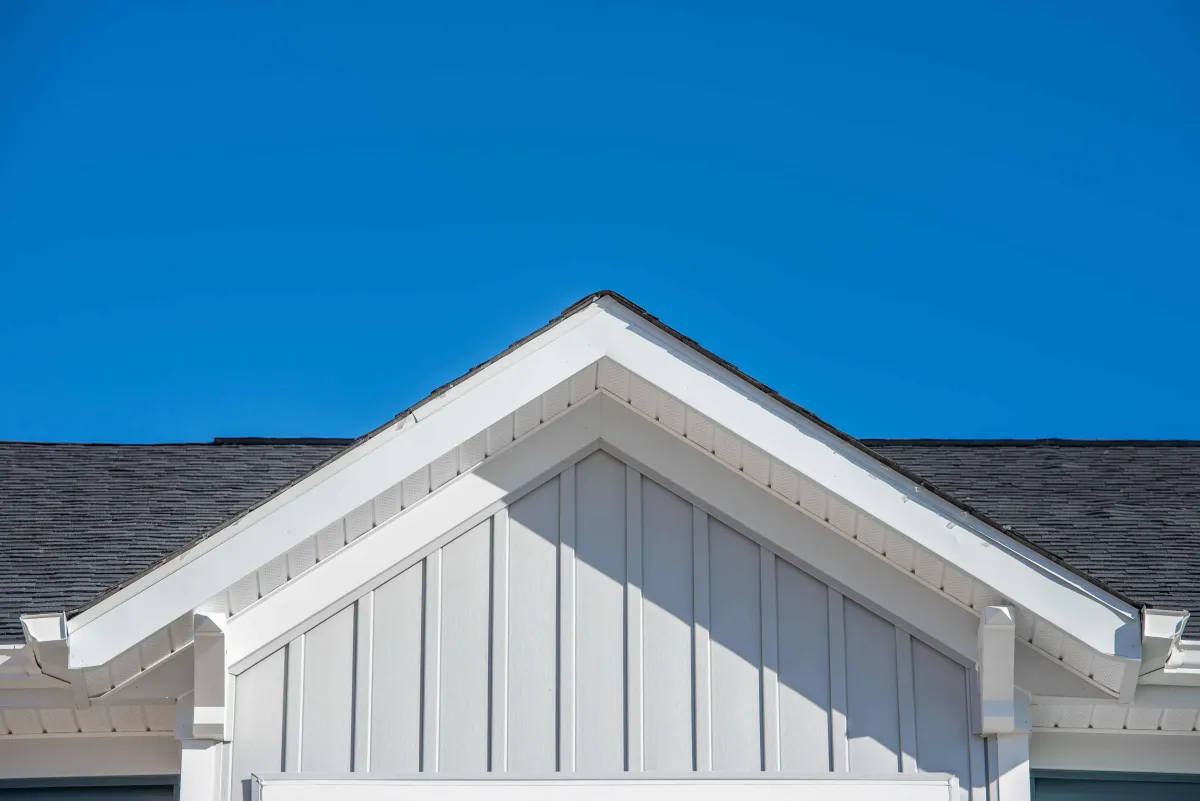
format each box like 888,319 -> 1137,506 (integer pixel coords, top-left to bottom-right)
66,305 -> 609,669
597,299 -> 1140,658
595,394 -> 979,663
226,396 -> 603,672
64,297 -> 1138,670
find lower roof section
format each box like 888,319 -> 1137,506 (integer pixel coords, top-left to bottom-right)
866,440 -> 1200,638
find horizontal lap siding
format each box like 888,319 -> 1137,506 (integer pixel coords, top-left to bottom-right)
230,448 -> 984,798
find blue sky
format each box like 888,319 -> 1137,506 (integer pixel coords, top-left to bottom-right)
2,1 -> 1197,441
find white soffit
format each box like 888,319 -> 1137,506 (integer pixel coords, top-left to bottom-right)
62,295 -> 1139,681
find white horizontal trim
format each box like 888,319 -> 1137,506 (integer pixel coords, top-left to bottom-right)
1031,729 -> 1200,773
253,774 -> 960,801
0,730 -> 172,741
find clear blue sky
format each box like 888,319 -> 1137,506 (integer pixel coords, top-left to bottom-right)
2,1 -> 1197,442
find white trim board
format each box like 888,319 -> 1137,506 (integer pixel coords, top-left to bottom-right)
252,774 -> 961,801
57,297 -> 1139,679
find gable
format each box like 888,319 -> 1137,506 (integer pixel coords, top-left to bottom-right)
229,449 -> 986,799
19,293 -> 1153,725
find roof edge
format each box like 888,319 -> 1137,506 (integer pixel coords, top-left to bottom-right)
64,288 -> 1144,626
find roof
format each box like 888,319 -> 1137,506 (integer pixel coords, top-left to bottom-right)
0,292 -> 1194,644
0,439 -> 350,641
3,438 -> 1197,642
862,439 -> 1200,639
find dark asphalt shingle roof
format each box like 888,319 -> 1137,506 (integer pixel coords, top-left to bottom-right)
863,439 -> 1200,639
1,436 -> 1196,641
0,440 -> 350,641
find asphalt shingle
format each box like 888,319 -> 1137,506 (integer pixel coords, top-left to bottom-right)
1,437 -> 1196,642
863,440 -> 1200,639
0,440 -> 349,641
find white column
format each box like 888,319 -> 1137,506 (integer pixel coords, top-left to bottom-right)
192,612 -> 229,741
176,690 -> 226,801
978,605 -> 1016,734
995,732 -> 1031,801
179,739 -> 223,801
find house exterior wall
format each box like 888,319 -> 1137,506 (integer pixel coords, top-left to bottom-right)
230,450 -> 987,800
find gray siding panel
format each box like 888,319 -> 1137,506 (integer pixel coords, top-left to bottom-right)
913,639 -> 973,800
641,478 -> 695,771
228,448 -> 980,792
301,605 -> 355,773
370,564 -> 424,772
437,519 -> 492,772
776,558 -> 832,772
231,649 -> 285,801
573,451 -> 628,772
507,478 -> 561,772
845,599 -> 901,773
708,518 -> 763,772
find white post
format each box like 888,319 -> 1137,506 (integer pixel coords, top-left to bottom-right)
178,613 -> 232,801
193,612 -> 229,741
179,738 -> 223,801
995,732 -> 1031,801
978,605 -> 1016,734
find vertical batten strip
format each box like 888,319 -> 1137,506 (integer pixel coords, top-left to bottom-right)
827,588 -> 849,773
354,593 -> 374,772
986,736 -> 1000,801
625,467 -> 645,772
283,635 -> 305,771
895,629 -> 918,773
558,465 -> 577,773
692,506 -> 712,772
760,547 -> 780,772
491,508 -> 510,773
967,670 -> 989,801
422,550 -> 443,773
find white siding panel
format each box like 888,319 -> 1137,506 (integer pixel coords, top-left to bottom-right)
776,560 -> 831,772
301,606 -> 355,773
912,640 -> 973,801
573,451 -> 627,772
507,478 -> 561,772
223,446 -> 985,791
641,478 -> 695,771
707,518 -> 762,772
437,519 -> 492,772
370,563 -> 424,772
232,649 -> 285,801
845,600 -> 901,773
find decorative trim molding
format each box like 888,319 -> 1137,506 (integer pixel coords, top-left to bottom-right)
1032,703 -> 1200,734
0,704 -> 175,737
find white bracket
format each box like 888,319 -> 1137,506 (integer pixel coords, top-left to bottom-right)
978,605 -> 1018,734
191,612 -> 229,741
19,613 -> 71,684
1141,609 -> 1189,676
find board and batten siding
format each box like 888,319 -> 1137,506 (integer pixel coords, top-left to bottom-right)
231,450 -> 986,799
